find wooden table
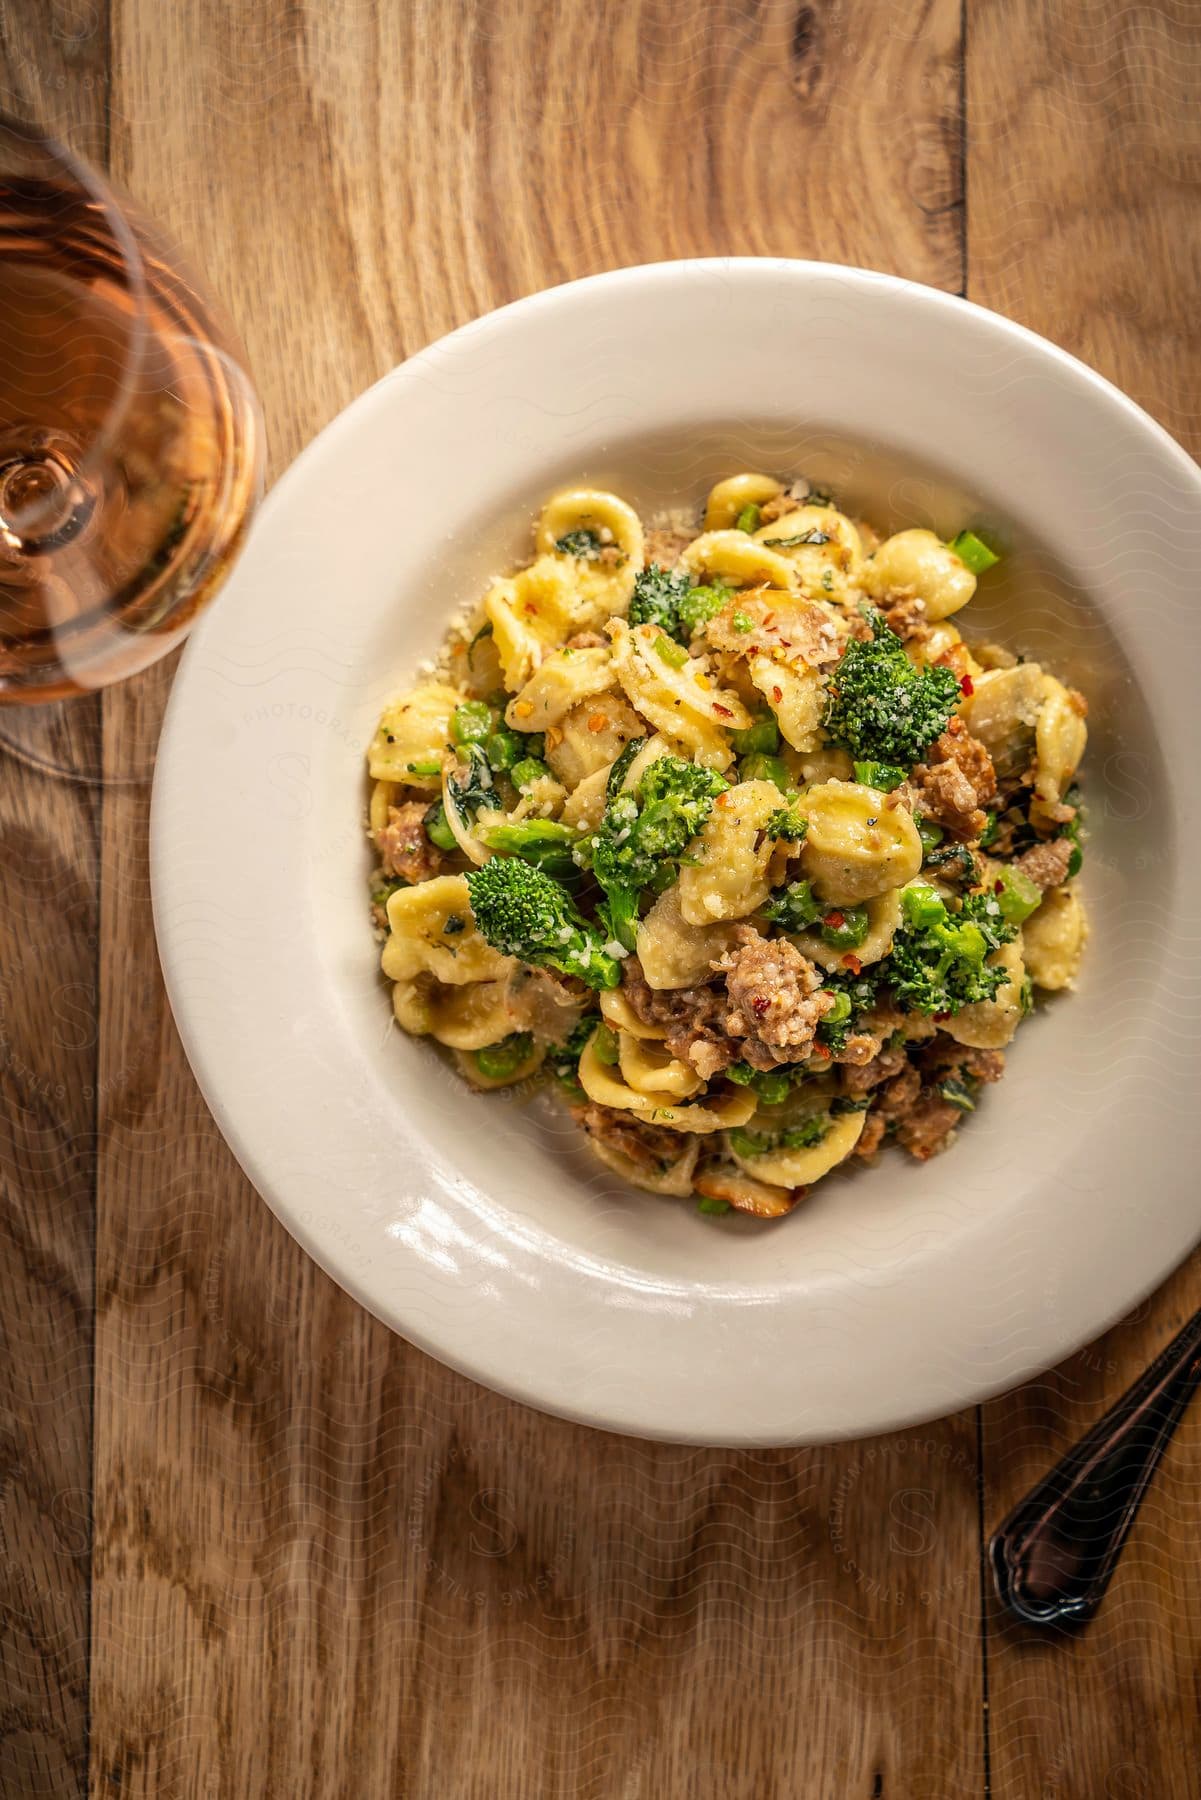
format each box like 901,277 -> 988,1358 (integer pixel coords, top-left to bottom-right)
2,3 -> 1199,1795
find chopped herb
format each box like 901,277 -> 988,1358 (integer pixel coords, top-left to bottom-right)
939,1076 -> 977,1112
763,528 -> 831,548
555,528 -> 602,560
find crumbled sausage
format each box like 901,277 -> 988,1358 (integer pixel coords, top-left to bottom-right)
620,960 -> 739,1080
911,724 -> 998,840
377,800 -> 443,884
893,1091 -> 963,1160
882,590 -> 930,645
565,630 -> 608,650
855,1110 -> 887,1158
840,1043 -> 910,1096
643,526 -> 695,567
705,591 -> 842,665
573,1103 -> 691,1174
717,927 -> 834,1065
1014,837 -> 1075,891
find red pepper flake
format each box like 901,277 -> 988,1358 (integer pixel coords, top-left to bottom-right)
934,1011 -> 951,1022
713,703 -> 733,718
823,911 -> 845,928
994,879 -> 1004,894
813,1042 -> 832,1059
762,611 -> 776,628
842,953 -> 863,974
772,685 -> 783,704
960,674 -> 975,696
751,995 -> 770,1016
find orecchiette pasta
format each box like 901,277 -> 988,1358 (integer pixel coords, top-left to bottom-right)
368,474 -> 1088,1217
1022,887 -> 1088,990
861,528 -> 976,620
799,781 -> 923,904
677,780 -> 785,924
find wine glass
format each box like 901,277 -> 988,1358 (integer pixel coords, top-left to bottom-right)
0,114 -> 263,774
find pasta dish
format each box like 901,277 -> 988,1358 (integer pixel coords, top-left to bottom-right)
365,474 -> 1088,1219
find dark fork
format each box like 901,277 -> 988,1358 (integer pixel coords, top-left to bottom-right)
989,1304 -> 1201,1626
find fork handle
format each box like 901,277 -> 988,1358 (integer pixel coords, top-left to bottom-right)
989,1304 -> 1201,1626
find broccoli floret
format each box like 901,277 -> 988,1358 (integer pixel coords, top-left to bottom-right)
627,564 -> 728,643
765,802 -> 807,843
823,609 -> 960,765
762,878 -> 822,932
465,859 -> 621,990
627,564 -> 694,637
589,753 -> 727,949
882,882 -> 1017,1015
545,1014 -> 598,1094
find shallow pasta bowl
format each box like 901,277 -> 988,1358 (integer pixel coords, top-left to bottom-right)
151,259 -> 1201,1446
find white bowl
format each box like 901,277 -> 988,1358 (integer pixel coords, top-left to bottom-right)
152,259 -> 1201,1445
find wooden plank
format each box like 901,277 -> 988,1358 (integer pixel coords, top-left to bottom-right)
968,4 -> 1201,1796
91,2 -> 985,1796
0,12 -> 110,1797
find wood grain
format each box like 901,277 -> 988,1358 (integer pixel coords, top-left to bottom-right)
0,9 -> 109,1795
92,2 -> 983,1797
969,4 -> 1201,1796
1,0 -> 1197,1795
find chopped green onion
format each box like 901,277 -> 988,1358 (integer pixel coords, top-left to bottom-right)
475,1033 -> 534,1080
653,633 -> 688,669
593,1022 -> 620,1066
732,715 -> 781,756
819,906 -> 869,951
424,802 -> 458,851
738,752 -> 791,791
484,728 -> 524,771
698,1196 -> 731,1216
853,760 -> 907,792
901,882 -> 945,931
992,865 -> 1042,925
948,529 -> 1000,574
735,503 -> 761,533
822,989 -> 853,1026
916,814 -> 945,857
451,700 -> 495,746
406,756 -> 444,777
555,528 -> 601,560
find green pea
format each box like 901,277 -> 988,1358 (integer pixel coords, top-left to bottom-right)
822,989 -> 853,1025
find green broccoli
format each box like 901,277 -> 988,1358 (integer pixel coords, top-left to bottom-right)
823,609 -> 960,766
627,564 -> 693,637
476,818 -> 579,880
882,882 -> 1017,1015
545,1014 -> 598,1095
589,753 -> 727,950
555,528 -> 602,560
762,878 -> 822,932
464,858 -> 621,990
765,802 -> 808,843
627,564 -> 728,644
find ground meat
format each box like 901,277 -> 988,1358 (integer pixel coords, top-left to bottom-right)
717,927 -> 834,1065
893,1091 -> 963,1161
915,1036 -> 1006,1087
1013,836 -> 1075,892
855,1110 -> 887,1158
564,630 -> 608,650
881,590 -> 931,645
620,960 -> 738,1080
840,1042 -> 909,1096
910,722 -> 998,841
876,1061 -> 922,1120
573,1103 -> 690,1174
830,1030 -> 883,1067
377,800 -> 443,883
643,526 -> 695,567
757,493 -> 794,525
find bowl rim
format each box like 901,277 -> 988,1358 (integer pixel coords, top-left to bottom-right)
152,256 -> 1201,1444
